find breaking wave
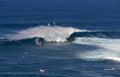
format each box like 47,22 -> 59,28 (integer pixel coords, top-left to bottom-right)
1,25 -> 120,62
5,26 -> 86,42
2,25 -> 120,44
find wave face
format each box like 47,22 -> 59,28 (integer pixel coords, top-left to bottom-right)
5,26 -> 85,42
69,31 -> 120,39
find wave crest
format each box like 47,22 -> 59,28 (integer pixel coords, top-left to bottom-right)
6,26 -> 86,42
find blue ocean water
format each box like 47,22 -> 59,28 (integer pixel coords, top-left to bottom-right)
0,0 -> 120,77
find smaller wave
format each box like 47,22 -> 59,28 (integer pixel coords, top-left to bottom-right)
5,26 -> 86,43
73,37 -> 120,51
77,49 -> 120,62
73,37 -> 120,62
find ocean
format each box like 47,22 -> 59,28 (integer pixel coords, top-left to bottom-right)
0,0 -> 120,77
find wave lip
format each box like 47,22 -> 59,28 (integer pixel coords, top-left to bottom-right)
6,26 -> 86,42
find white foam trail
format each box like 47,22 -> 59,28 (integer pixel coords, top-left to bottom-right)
73,37 -> 120,62
7,26 -> 86,42
73,37 -> 120,51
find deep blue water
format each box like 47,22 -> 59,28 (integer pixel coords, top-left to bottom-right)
0,0 -> 120,77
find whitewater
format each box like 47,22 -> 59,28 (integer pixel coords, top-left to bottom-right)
73,37 -> 120,62
2,25 -> 120,62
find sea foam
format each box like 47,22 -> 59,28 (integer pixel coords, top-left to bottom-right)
73,37 -> 120,62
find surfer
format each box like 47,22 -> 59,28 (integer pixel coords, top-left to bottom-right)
35,38 -> 41,45
40,69 -> 45,73
47,23 -> 51,27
